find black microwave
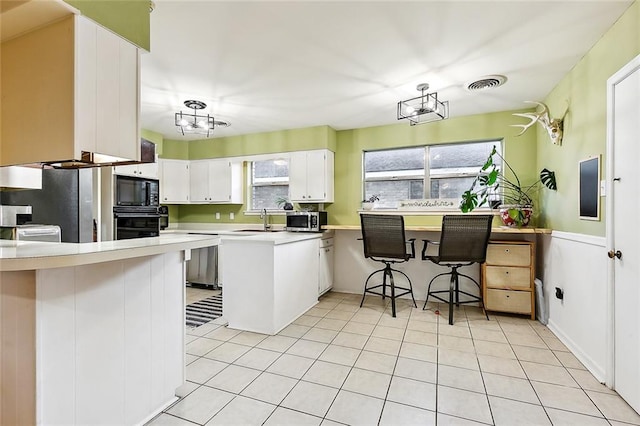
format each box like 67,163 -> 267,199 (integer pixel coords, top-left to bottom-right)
115,175 -> 160,207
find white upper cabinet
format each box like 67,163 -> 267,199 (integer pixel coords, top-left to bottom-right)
189,159 -> 243,204
159,159 -> 189,204
113,157 -> 159,180
0,166 -> 42,189
1,15 -> 140,166
289,150 -> 334,202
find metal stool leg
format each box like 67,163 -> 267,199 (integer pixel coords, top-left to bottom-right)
388,267 -> 396,317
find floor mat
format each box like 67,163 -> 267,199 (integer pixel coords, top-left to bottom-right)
185,294 -> 222,328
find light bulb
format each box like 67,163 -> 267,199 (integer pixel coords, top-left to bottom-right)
197,120 -> 207,128
405,106 -> 415,115
179,119 -> 188,126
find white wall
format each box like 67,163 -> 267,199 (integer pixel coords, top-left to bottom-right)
541,231 -> 608,381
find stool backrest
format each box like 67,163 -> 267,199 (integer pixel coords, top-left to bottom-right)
437,215 -> 493,263
360,214 -> 408,260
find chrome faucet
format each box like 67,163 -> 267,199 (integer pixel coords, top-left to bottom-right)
260,208 -> 271,231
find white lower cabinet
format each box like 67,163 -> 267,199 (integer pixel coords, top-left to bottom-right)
319,236 -> 334,295
159,159 -> 189,203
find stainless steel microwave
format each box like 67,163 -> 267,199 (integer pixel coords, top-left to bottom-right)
285,211 -> 327,232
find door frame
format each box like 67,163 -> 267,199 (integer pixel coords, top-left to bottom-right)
605,52 -> 640,388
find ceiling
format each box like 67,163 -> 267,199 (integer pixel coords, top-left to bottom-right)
140,1 -> 633,141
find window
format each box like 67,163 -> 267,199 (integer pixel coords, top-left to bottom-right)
363,141 -> 501,208
250,159 -> 289,210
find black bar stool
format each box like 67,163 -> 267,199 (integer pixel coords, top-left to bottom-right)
359,214 -> 416,317
422,215 -> 493,325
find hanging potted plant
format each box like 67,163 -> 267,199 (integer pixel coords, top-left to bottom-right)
459,145 -> 557,227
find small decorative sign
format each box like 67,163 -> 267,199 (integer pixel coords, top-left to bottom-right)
398,198 -> 460,210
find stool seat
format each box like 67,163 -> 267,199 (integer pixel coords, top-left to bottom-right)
422,215 -> 493,325
359,214 -> 416,317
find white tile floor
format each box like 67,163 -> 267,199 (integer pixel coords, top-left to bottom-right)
147,290 -> 640,426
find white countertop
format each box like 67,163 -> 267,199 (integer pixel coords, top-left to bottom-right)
163,224 -> 327,245
0,234 -> 219,272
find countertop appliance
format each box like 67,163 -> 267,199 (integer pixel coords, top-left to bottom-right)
285,211 -> 327,232
159,205 -> 169,230
14,224 -> 62,242
0,169 -> 93,243
0,205 -> 32,227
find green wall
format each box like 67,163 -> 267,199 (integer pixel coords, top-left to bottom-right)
155,111 -> 538,227
65,0 -> 150,51
539,1 -> 639,236
330,110 -> 538,227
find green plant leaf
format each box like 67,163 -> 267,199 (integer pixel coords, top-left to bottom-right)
460,191 -> 478,213
487,169 -> 499,185
540,168 -> 557,190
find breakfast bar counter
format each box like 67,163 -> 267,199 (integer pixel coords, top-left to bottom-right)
0,234 -> 218,426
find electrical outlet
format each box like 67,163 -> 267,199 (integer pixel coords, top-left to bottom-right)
230,212 -> 235,220
215,212 -> 220,220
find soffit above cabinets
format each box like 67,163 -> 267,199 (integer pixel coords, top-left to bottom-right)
0,0 -> 78,43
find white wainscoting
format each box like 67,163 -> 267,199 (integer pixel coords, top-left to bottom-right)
541,231 -> 608,381
36,251 -> 185,425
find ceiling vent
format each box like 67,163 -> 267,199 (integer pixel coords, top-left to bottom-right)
465,75 -> 507,92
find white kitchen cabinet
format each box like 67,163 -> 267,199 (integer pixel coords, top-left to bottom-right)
113,157 -> 159,180
289,150 -> 334,202
221,235 -> 320,335
159,159 -> 190,204
190,159 -> 243,204
319,236 -> 334,295
0,166 -> 42,189
1,15 -> 140,166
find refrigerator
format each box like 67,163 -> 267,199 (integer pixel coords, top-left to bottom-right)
0,168 -> 94,243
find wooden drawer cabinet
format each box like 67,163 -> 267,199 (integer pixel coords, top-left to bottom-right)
482,240 -> 535,319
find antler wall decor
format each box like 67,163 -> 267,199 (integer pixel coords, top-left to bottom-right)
511,101 -> 564,145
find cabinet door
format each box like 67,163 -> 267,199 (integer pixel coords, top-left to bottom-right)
318,239 -> 334,295
160,160 -> 189,203
289,151 -> 308,201
136,161 -> 158,179
208,160 -> 232,202
95,23 -> 139,161
190,161 -> 210,202
305,150 -> 327,201
113,164 -> 139,178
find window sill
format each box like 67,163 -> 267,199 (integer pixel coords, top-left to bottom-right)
357,209 -> 499,216
243,210 -> 288,216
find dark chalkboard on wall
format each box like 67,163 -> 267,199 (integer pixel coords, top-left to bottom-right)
579,156 -> 600,220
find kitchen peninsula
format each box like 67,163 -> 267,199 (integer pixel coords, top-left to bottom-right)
0,234 -> 218,426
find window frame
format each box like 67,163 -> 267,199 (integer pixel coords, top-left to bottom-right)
362,140 -> 503,209
247,156 -> 291,212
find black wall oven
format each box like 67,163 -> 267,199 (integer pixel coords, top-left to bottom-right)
113,207 -> 160,240
114,176 -> 161,240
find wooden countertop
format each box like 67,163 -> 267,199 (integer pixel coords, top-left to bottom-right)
323,225 -> 551,234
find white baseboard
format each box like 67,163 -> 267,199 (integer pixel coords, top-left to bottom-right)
547,319 -> 606,382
